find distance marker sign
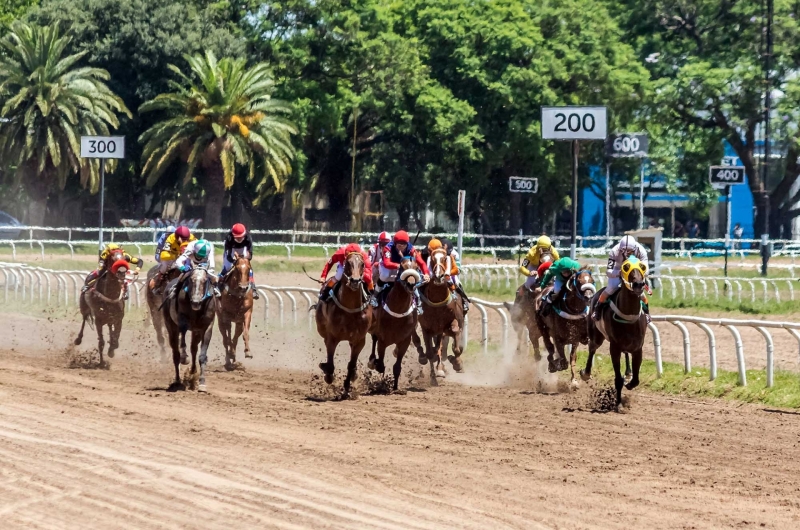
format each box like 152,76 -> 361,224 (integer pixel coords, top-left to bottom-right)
80,136 -> 125,159
541,106 -> 607,140
709,166 -> 745,189
606,133 -> 648,158
509,177 -> 538,193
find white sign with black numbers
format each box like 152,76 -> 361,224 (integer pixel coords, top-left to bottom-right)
509,176 -> 538,193
607,133 -> 648,157
541,106 -> 607,140
709,166 -> 745,189
80,136 -> 125,159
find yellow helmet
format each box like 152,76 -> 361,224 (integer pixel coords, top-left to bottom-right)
106,243 -> 121,251
428,238 -> 443,252
536,235 -> 551,248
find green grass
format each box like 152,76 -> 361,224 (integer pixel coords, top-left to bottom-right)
576,349 -> 800,408
649,296 -> 800,315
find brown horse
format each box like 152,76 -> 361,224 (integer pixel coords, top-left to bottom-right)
144,264 -> 179,360
315,251 -> 372,395
505,249 -> 552,358
582,260 -> 648,410
74,248 -> 129,365
412,247 -> 464,386
217,255 -> 254,370
368,258 -> 421,391
535,270 -> 596,387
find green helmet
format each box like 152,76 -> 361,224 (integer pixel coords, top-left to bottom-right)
194,240 -> 211,259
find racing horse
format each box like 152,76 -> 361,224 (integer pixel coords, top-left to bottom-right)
162,266 -> 217,392
535,269 -> 596,387
505,249 -> 553,358
582,257 -> 648,410
315,250 -> 372,395
217,254 -> 255,370
412,246 -> 464,386
368,257 -> 421,391
74,248 -> 131,366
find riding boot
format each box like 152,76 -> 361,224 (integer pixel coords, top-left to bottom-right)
641,294 -> 651,323
122,284 -> 129,301
369,285 -> 381,307
251,282 -> 260,299
82,270 -> 100,293
415,288 -> 423,315
455,284 -> 470,313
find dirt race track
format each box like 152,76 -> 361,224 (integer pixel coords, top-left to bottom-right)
2,312 -> 800,529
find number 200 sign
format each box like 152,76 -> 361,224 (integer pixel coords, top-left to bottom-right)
541,106 -> 607,140
80,136 -> 125,159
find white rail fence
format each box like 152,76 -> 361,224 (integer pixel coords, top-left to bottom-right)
2,262 -> 797,389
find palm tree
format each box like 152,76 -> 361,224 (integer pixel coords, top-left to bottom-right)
139,51 -> 298,228
0,22 -> 130,226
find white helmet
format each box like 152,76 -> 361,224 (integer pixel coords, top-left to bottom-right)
166,225 -> 176,233
619,235 -> 637,254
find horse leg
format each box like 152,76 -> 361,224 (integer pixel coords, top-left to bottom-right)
553,339 -> 569,374
74,315 -> 87,346
218,316 -> 232,370
581,341 -> 598,381
609,343 -> 625,411
197,325 -> 213,392
319,336 -> 338,385
624,352 -> 633,384
392,336 -> 412,391
243,310 -> 253,359
437,336 -> 448,377
538,319 -> 558,373
231,321 -> 244,365
152,307 -> 167,359
625,348 -> 643,391
343,336 -> 366,396
450,331 -> 464,372
96,322 -> 106,367
367,334 -> 378,370
178,314 -> 189,365
412,328 -> 426,365
568,342 -> 579,389
428,334 -> 442,386
374,340 -> 387,374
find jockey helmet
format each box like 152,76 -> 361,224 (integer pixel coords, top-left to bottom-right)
166,225 -> 176,233
619,235 -> 637,254
377,231 -> 391,243
344,243 -> 361,255
231,223 -> 246,238
536,261 -> 552,277
428,238 -> 442,252
106,243 -> 121,251
110,259 -> 129,274
175,226 -> 190,239
394,230 -> 410,243
194,240 -> 211,259
536,235 -> 551,248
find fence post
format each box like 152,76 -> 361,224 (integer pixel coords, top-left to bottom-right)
648,322 -> 662,378
755,327 -> 774,388
695,323 -> 717,381
723,324 -> 746,386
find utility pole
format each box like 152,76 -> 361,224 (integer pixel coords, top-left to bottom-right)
761,0 -> 773,276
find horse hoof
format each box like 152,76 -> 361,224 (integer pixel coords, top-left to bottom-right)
74,337 -> 82,346
324,373 -> 334,385
245,352 -> 253,359
375,360 -> 385,374
198,384 -> 208,393
580,369 -> 592,382
418,353 -> 428,365
547,361 -> 558,373
570,379 -> 580,391
448,355 -> 464,373
436,369 -> 446,378
225,362 -> 235,372
180,355 -> 189,366
107,350 -> 115,359
367,358 -> 376,370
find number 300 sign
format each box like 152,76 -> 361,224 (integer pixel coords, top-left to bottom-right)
541,106 -> 607,140
80,136 -> 125,159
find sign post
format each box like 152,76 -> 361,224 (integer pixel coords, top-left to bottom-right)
456,189 -> 466,259
709,165 -> 745,277
542,106 -> 607,258
606,133 -> 649,234
80,136 -> 125,249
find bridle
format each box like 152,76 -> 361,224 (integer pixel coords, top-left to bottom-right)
429,248 -> 448,285
343,251 -> 365,291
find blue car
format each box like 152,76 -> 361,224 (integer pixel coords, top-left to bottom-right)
0,210 -> 21,239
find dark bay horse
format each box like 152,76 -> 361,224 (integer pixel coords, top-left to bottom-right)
315,251 -> 372,395
412,247 -> 464,386
162,267 -> 217,392
505,250 -> 552,358
582,258 -> 648,410
535,270 -> 596,387
218,255 -> 254,370
74,248 -> 129,365
368,259 -> 420,392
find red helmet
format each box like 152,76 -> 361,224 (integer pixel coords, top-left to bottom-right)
537,261 -> 552,277
231,223 -> 246,238
111,259 -> 129,274
175,226 -> 190,239
377,231 -> 390,243
394,230 -> 409,243
344,243 -> 361,255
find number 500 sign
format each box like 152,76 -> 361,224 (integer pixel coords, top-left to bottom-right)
80,136 -> 125,159
541,106 -> 607,140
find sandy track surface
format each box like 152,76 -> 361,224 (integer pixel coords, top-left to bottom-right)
1,314 -> 800,529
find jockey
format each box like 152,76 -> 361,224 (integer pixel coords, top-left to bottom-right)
539,256 -> 582,308
170,239 -> 220,298
149,225 -> 195,292
220,223 -> 259,299
372,230 -> 429,314
426,238 -> 470,313
368,231 -> 391,279
82,243 -> 143,300
592,235 -> 650,321
318,243 -> 373,300
154,225 -> 175,263
519,235 -> 560,289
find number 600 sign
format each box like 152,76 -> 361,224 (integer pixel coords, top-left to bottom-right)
541,106 -> 607,140
80,136 -> 125,159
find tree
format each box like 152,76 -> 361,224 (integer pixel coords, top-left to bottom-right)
139,51 -> 298,228
0,22 -> 130,225
0,0 -> 38,28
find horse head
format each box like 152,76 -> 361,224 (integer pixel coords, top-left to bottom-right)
429,248 -> 448,285
621,257 -> 648,296
106,249 -> 125,270
228,254 -> 251,295
343,251 -> 365,291
539,249 -> 553,265
398,256 -> 421,292
572,270 -> 597,301
188,267 -> 211,310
